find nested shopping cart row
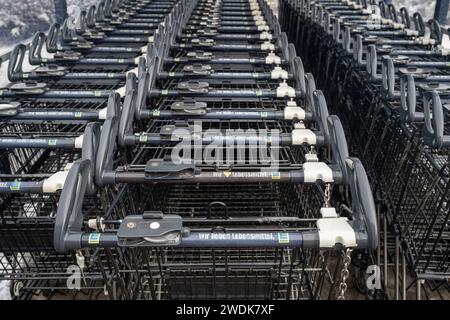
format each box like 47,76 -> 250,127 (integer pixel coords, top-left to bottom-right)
0,0 -> 378,300
279,0 -> 450,298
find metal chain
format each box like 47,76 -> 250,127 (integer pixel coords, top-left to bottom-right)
337,248 -> 353,300
324,183 -> 332,207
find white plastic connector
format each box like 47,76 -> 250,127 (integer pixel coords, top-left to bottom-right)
260,32 -> 272,40
74,135 -> 84,149
416,37 -> 436,45
255,19 -> 267,26
257,25 -> 270,31
405,29 -> 419,36
303,162 -> 333,183
253,15 -> 265,22
140,46 -> 148,53
305,153 -> 319,162
292,129 -> 316,145
252,10 -> 262,16
271,67 -> 288,80
115,86 -> 127,97
265,52 -> 281,64
261,41 -> 275,51
276,82 -> 296,98
390,22 -> 405,30
42,170 -> 70,193
98,107 -> 108,120
317,217 -> 357,248
88,217 -> 105,232
148,36 -> 154,43
320,207 -> 338,218
440,48 -> 450,56
284,106 -> 306,120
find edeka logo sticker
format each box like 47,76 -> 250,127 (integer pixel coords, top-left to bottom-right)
278,233 -> 289,244
88,233 -> 101,244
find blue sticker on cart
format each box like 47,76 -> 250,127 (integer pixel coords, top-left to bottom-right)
88,233 -> 101,244
278,233 -> 290,244
9,182 -> 21,191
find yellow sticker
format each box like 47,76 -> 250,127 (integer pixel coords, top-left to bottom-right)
271,172 -> 281,180
88,233 -> 101,244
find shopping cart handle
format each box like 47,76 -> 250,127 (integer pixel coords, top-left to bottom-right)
305,72 -> 316,110
381,57 -> 397,100
413,12 -> 426,37
293,56 -> 306,98
399,74 -> 424,122
29,32 -> 46,65
118,89 -> 136,147
352,35 -> 363,65
8,44 -> 26,82
423,90 -> 450,148
136,71 -> 149,119
82,122 -> 101,195
86,6 -> 96,29
346,157 -> 378,250
54,159 -> 91,252
46,23 -> 60,53
312,90 -> 330,145
428,19 -> 442,44
399,7 -> 411,28
95,113 -> 119,186
327,115 -> 350,183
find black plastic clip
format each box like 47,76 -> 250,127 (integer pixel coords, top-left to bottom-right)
196,28 -> 218,36
145,158 -> 198,181
159,121 -> 196,142
177,80 -> 209,93
191,38 -> 215,47
182,64 -> 212,75
117,212 -> 185,247
186,51 -> 213,60
0,102 -> 20,116
9,81 -> 48,95
171,100 -> 207,115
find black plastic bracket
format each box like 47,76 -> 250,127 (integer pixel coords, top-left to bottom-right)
117,212 -> 184,247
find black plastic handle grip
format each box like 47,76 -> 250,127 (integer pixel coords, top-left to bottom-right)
327,115 -> 350,183
29,32 -> 46,65
293,56 -> 306,98
81,122 -> 101,195
399,74 -> 422,122
399,7 -> 411,28
423,91 -> 450,148
46,23 -> 60,53
312,90 -> 330,145
413,12 -> 425,36
428,19 -> 442,43
346,157 -> 378,250
118,89 -> 136,147
54,158 -> 91,252
7,44 -> 26,82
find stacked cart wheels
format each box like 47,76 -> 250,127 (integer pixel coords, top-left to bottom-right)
279,0 -> 450,299
0,0 -> 377,300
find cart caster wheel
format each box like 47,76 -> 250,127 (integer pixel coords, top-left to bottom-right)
10,280 -> 23,298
